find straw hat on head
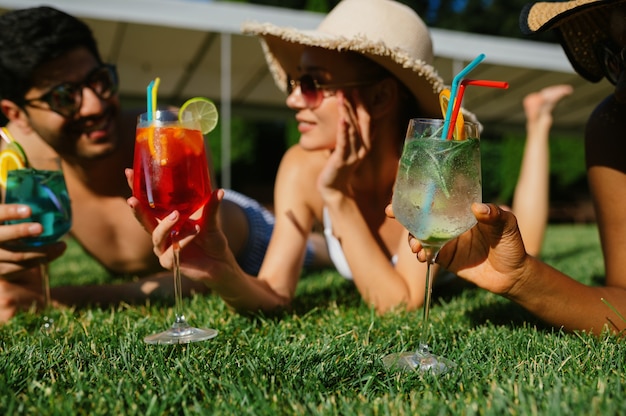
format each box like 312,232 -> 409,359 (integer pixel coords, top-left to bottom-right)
520,0 -> 626,82
242,0 -> 445,118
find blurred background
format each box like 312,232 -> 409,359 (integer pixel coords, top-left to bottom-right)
0,0 -> 610,223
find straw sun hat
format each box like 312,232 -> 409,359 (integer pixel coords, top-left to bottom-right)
520,0 -> 626,82
242,0 -> 445,118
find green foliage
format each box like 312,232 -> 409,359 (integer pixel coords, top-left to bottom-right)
242,0 -> 339,11
550,135 -> 587,188
305,0 -> 333,12
206,117 -> 256,175
480,136 -> 515,203
285,119 -> 300,148
480,133 -> 588,205
3,227 -> 625,414
235,0 -> 310,9
412,0 -> 534,38
231,0 -> 558,40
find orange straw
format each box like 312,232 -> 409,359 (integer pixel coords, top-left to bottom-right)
446,79 -> 509,140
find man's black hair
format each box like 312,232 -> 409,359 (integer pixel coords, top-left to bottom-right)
0,6 -> 101,106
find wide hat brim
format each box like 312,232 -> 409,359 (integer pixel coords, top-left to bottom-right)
241,0 -> 447,119
520,0 -> 626,82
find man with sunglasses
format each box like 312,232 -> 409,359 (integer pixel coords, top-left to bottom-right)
399,0 -> 626,335
0,6 -> 320,322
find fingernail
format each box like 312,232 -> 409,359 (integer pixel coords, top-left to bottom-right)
476,203 -> 490,215
16,205 -> 29,215
28,224 -> 41,234
168,211 -> 178,221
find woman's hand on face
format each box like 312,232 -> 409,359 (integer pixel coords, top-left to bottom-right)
150,189 -> 237,285
317,90 -> 371,197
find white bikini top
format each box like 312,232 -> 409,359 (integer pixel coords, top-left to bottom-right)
323,207 -> 354,280
323,207 -> 397,280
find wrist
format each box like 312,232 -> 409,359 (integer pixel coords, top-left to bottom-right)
505,254 -> 541,303
319,186 -> 353,208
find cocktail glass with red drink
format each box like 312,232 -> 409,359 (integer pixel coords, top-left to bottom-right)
133,109 -> 217,344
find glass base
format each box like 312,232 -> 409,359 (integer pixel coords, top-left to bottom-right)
383,347 -> 456,375
144,321 -> 218,345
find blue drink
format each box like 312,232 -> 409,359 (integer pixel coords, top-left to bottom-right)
4,168 -> 72,247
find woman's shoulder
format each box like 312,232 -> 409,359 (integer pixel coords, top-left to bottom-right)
274,145 -> 325,209
278,145 -> 326,176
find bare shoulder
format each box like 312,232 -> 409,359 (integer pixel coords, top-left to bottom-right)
277,145 -> 326,179
274,145 -> 326,218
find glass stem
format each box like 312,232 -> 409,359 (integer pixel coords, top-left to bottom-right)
40,262 -> 54,331
171,231 -> 187,326
40,263 -> 51,310
419,248 -> 439,354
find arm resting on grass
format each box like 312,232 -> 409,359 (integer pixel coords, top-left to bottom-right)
50,271 -> 208,307
50,271 -> 210,307
418,203 -> 626,334
128,189 -> 295,313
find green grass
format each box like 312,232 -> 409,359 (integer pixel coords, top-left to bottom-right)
1,224 -> 624,415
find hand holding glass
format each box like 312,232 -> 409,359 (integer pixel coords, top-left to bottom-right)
2,157 -> 72,329
133,109 -> 217,344
383,118 -> 481,374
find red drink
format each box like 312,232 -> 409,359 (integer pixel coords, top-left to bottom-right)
133,124 -> 211,225
134,107 -> 218,344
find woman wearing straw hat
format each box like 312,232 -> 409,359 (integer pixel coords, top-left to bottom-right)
400,0 -> 626,334
128,0 -> 453,314
128,0 -> 560,314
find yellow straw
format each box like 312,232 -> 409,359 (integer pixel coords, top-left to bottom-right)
145,77 -> 160,207
1,126 -> 15,144
151,77 -> 160,117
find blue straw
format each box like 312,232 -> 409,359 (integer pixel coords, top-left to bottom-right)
441,53 -> 485,140
146,80 -> 155,121
144,79 -> 156,206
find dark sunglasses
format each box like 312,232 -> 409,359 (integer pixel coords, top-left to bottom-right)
286,74 -> 378,108
594,42 -> 626,85
23,64 -> 119,118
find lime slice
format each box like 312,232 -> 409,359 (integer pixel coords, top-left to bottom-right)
438,89 -> 465,140
1,127 -> 29,167
9,141 -> 29,167
0,148 -> 25,188
179,97 -> 219,134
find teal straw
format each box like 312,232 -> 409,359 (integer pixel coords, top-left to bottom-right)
441,53 -> 485,140
146,80 -> 155,121
143,79 -> 155,206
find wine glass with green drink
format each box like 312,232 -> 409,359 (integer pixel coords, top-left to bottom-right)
1,153 -> 72,330
383,118 -> 481,375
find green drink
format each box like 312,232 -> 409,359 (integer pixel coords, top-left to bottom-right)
392,135 -> 481,249
384,118 -> 481,375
